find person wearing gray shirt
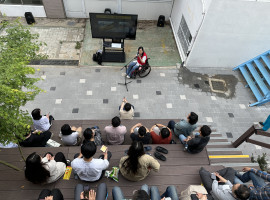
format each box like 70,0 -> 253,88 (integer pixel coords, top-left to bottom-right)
167,112 -> 198,137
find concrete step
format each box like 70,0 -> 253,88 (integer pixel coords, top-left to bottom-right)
208,151 -> 245,155
210,137 -> 228,142
211,162 -> 260,169
210,133 -> 223,137
210,157 -> 251,164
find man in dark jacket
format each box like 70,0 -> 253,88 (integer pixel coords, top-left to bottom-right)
20,129 -> 52,147
179,125 -> 211,154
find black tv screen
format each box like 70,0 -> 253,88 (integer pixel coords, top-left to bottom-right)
89,13 -> 138,40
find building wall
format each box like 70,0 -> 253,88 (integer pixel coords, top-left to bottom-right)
67,0 -> 173,20
0,5 -> 46,17
170,0 -> 209,61
186,0 -> 270,68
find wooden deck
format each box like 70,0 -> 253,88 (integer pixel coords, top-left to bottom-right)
0,144 -> 223,200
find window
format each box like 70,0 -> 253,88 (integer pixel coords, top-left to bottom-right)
0,0 -> 43,5
177,15 -> 192,55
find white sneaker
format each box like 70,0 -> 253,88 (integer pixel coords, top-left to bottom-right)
126,75 -> 130,79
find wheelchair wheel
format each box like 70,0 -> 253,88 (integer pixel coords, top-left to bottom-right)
138,65 -> 151,78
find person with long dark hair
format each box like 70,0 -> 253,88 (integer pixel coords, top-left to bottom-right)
25,152 -> 67,184
119,141 -> 160,181
126,46 -> 147,78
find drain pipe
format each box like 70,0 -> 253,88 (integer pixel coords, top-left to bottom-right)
117,0 -> 122,13
184,0 -> 206,66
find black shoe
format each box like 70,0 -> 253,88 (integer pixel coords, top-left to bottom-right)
259,121 -> 264,126
66,159 -> 71,166
154,152 -> 166,161
156,146 -> 168,154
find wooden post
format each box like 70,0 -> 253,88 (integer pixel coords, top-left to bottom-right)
232,125 -> 255,148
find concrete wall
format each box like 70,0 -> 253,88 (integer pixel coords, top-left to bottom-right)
186,0 -> 270,68
0,5 -> 46,17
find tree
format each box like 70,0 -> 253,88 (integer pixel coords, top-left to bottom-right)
0,18 -> 47,151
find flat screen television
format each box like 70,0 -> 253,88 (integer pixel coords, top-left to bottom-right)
89,13 -> 138,40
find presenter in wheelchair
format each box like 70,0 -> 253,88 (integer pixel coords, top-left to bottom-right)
126,46 -> 147,79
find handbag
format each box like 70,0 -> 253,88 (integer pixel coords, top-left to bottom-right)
180,185 -> 208,200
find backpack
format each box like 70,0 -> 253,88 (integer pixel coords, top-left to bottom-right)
92,50 -> 102,65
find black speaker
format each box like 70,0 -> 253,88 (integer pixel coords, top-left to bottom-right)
157,15 -> 165,27
25,12 -> 35,25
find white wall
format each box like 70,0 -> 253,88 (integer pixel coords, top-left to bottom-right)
170,0 -> 206,61
186,0 -> 270,68
72,0 -> 173,20
0,5 -> 46,17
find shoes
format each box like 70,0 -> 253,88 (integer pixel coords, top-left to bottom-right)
154,152 -> 166,161
144,146 -> 152,151
66,159 -> 71,166
259,121 -> 264,126
184,145 -> 188,152
91,126 -> 99,130
126,75 -> 130,79
156,146 -> 168,154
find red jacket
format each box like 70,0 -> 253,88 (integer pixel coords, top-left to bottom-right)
137,52 -> 147,65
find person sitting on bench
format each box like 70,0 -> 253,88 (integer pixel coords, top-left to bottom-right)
119,141 -> 160,181
119,97 -> 134,119
126,46 -> 147,79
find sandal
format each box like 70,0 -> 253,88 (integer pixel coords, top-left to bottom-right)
154,152 -> 166,161
156,146 -> 168,154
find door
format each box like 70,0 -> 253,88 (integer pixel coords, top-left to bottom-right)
63,0 -> 86,18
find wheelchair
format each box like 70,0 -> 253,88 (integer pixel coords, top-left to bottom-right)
130,58 -> 151,79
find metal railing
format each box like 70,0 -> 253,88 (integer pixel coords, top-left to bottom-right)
233,125 -> 270,149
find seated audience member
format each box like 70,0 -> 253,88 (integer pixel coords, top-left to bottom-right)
75,183 -> 107,200
168,112 -> 198,137
119,97 -> 134,120
83,126 -> 103,146
112,184 -> 178,200
38,188 -> 63,200
104,116 -> 127,145
130,123 -> 151,144
59,124 -> 82,146
119,141 -> 160,181
0,141 -> 18,148
20,129 -> 52,147
31,108 -> 54,132
180,125 -> 211,153
235,167 -> 270,199
71,142 -> 111,182
259,114 -> 270,131
150,124 -> 172,144
199,167 -> 250,200
25,152 -> 67,184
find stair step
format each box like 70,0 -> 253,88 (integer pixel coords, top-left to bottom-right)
210,137 -> 228,142
210,157 -> 251,164
211,162 -> 259,168
208,151 -> 243,155
239,65 -> 263,101
262,55 -> 270,70
207,142 -> 232,145
254,59 -> 270,86
247,63 -> 269,95
209,155 -> 249,159
209,133 -> 223,137
207,148 -> 241,151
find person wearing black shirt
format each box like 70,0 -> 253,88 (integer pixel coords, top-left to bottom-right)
130,123 -> 151,144
20,129 -> 52,147
180,125 -> 211,154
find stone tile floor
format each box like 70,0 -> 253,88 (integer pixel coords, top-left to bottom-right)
22,65 -> 270,159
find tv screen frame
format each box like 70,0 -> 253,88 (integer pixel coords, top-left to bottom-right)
89,13 -> 138,40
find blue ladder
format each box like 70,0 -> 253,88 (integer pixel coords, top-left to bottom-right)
233,50 -> 270,107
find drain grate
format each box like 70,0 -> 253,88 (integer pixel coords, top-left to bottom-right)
209,78 -> 227,93
211,80 -> 226,91
29,59 -> 79,66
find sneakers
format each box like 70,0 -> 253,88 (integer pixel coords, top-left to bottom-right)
126,75 -> 130,79
259,121 -> 264,126
184,145 -> 188,152
66,159 -> 71,166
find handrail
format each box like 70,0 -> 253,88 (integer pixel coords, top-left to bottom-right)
232,125 -> 270,148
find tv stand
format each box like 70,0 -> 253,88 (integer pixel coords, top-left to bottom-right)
102,38 -> 126,62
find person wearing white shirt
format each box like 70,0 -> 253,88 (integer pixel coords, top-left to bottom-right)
71,142 -> 111,182
59,124 -> 82,146
31,108 -> 54,132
